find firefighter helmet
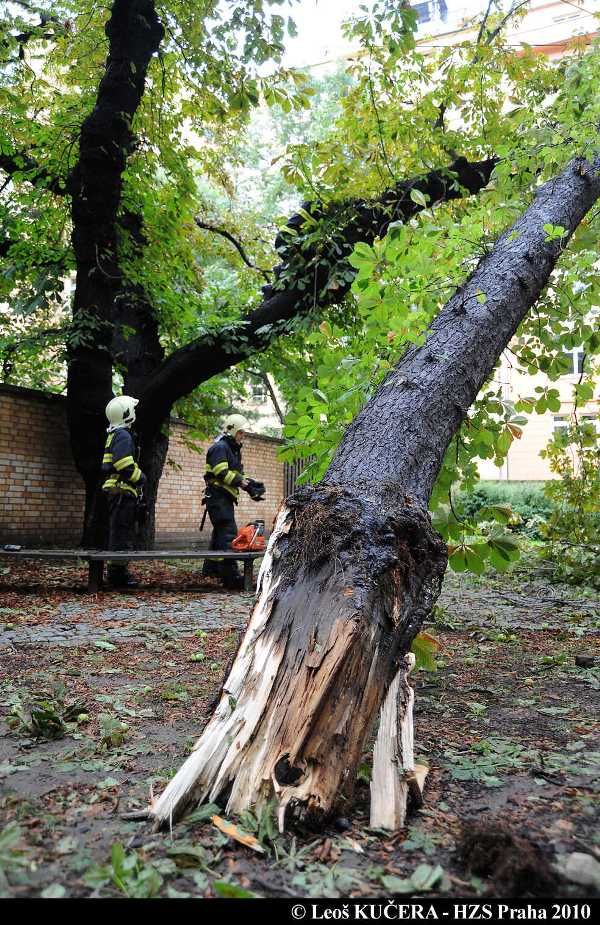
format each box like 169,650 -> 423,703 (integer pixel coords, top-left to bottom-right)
106,395 -> 139,432
223,413 -> 249,435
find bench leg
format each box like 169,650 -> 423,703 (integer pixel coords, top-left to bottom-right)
88,560 -> 104,593
243,559 -> 253,592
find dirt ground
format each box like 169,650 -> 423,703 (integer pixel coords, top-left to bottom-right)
0,557 -> 598,899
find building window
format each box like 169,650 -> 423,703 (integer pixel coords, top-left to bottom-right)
562,347 -> 585,376
250,382 -> 267,403
553,416 -> 569,435
412,1 -> 448,24
413,2 -> 431,24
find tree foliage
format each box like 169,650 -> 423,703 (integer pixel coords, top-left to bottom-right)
540,418 -> 600,586
275,4 -> 600,571
0,0 -> 311,390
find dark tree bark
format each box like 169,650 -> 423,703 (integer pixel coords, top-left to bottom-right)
65,0 -> 163,545
150,154 -> 600,830
113,210 -> 167,547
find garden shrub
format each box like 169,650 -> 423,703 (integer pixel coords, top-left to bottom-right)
539,421 -> 600,588
456,482 -> 553,537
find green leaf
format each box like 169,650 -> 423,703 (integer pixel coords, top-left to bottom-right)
411,632 -> 439,672
410,188 -> 428,207
213,880 -> 258,898
41,884 -> 66,899
410,863 -> 445,891
481,504 -> 513,524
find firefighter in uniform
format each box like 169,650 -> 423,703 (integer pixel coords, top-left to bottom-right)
101,395 -> 145,588
202,414 -> 265,590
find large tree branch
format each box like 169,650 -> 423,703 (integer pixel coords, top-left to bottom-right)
140,156 -> 497,424
325,155 -> 600,505
0,150 -> 66,195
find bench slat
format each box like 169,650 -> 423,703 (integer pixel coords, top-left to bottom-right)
0,549 -> 263,560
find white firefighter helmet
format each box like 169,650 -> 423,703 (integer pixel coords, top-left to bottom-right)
223,413 -> 249,436
105,395 -> 139,432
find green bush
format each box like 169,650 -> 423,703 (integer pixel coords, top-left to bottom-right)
540,422 -> 600,588
456,481 -> 553,536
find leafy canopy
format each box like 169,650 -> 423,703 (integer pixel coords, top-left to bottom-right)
275,4 -> 599,571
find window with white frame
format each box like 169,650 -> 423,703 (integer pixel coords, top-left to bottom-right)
553,415 -> 569,435
412,1 -> 449,26
561,347 -> 585,376
250,381 -> 268,403
413,2 -> 432,23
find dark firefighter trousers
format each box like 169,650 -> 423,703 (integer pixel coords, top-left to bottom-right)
107,492 -> 137,583
201,491 -> 241,586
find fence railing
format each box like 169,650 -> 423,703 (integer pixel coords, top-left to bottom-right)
283,457 -> 316,497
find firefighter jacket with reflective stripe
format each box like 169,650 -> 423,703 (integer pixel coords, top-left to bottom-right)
101,427 -> 144,497
204,435 -> 244,501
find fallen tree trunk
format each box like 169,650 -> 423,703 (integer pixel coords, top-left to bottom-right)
151,153 -> 600,831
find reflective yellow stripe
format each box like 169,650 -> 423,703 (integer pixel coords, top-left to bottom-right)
102,477 -> 138,497
114,455 -> 135,471
130,466 -> 142,484
102,453 -> 113,463
221,484 -> 239,499
223,470 -> 237,486
212,461 -> 229,476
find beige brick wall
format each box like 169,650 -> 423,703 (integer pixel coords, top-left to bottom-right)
0,384 -> 285,547
0,386 -> 86,545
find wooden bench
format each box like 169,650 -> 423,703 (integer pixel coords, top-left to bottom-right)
0,548 -> 265,593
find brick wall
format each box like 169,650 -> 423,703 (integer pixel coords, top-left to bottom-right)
0,386 -> 85,546
0,384 -> 285,547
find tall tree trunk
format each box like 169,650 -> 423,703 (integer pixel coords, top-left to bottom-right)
151,155 -> 600,829
66,0 -> 163,546
116,210 -> 169,548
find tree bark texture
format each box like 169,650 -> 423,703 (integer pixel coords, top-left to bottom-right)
150,155 -> 600,830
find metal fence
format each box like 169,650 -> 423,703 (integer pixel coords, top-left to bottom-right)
283,456 -> 315,497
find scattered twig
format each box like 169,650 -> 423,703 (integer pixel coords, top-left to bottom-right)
120,809 -> 151,821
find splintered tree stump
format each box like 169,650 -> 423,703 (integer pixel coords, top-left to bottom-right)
150,485 -> 446,831
370,653 -> 428,831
